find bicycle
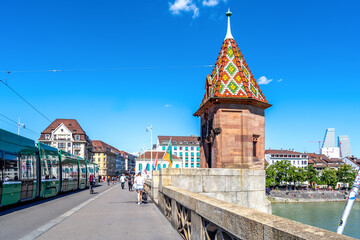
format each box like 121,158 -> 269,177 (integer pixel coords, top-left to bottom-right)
90,182 -> 94,194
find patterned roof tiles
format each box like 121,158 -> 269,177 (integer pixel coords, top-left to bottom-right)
195,12 -> 270,116
207,38 -> 267,102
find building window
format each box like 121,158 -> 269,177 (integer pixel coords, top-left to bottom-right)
75,135 -> 80,140
68,143 -> 71,147
139,164 -> 142,172
191,163 -> 194,167
163,164 -> 166,168
147,164 -> 150,171
157,164 -> 161,169
173,141 -> 177,144
174,146 -> 177,150
184,141 -> 188,144
179,147 -> 183,150
179,141 -> 182,144
185,163 -> 188,167
58,143 -> 66,148
196,163 -> 200,167
191,147 -> 194,150
162,146 -> 166,150
191,152 -> 194,156
185,147 -> 188,151
176,164 -> 179,168
253,135 -> 259,157
185,152 -> 188,156
180,152 -> 183,157
197,147 -> 199,151
196,158 -> 200,162
45,134 -> 50,140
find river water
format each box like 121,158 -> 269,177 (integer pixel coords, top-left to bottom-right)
272,202 -> 360,239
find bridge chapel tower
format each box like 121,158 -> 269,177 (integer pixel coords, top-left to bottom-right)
194,10 -> 271,170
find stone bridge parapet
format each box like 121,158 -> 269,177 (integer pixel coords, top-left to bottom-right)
145,169 -> 355,240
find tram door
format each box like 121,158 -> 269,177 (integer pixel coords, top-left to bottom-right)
20,154 -> 36,200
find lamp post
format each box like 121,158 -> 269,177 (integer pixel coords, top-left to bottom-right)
146,122 -> 153,176
18,117 -> 25,135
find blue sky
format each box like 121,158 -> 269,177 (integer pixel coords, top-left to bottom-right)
0,0 -> 359,156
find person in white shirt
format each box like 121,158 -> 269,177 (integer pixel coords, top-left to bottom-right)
134,172 -> 144,204
120,174 -> 126,190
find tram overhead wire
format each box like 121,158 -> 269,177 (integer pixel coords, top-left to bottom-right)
0,79 -> 52,123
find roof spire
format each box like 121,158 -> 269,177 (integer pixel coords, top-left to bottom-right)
225,8 -> 233,40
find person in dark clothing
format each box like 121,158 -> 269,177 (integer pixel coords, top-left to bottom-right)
128,175 -> 133,191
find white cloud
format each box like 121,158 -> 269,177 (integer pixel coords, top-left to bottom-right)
165,104 -> 172,108
257,76 -> 273,85
202,0 -> 219,7
169,0 -> 199,18
277,78 -> 283,83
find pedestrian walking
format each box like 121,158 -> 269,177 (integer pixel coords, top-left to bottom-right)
134,172 -> 144,204
107,176 -> 111,186
128,175 -> 133,191
120,174 -> 126,189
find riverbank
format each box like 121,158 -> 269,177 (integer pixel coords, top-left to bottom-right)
268,190 -> 359,203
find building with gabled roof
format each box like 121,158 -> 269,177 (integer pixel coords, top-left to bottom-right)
39,119 -> 93,160
194,10 -> 271,169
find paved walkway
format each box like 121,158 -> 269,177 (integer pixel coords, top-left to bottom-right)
25,183 -> 181,240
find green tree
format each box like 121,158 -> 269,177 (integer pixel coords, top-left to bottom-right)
265,164 -> 276,187
272,160 -> 292,186
320,167 -> 337,189
337,164 -> 357,188
288,166 -> 307,188
305,165 -> 319,186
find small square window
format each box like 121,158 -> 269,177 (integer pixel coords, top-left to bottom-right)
184,141 -> 188,144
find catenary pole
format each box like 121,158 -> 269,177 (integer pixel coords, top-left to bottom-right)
337,167 -> 360,234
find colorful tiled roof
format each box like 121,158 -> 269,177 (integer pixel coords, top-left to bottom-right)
195,10 -> 270,115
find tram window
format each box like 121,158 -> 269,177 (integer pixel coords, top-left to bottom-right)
4,153 -> 19,181
21,154 -> 37,180
0,152 -> 3,181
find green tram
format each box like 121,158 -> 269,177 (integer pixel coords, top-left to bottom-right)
0,128 -> 99,207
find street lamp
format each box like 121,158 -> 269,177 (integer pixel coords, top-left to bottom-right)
18,117 -> 25,135
146,122 -> 153,174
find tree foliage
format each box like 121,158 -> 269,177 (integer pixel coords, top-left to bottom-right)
337,164 -> 356,187
320,167 -> 337,188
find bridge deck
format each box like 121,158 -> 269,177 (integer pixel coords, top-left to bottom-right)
31,184 -> 181,240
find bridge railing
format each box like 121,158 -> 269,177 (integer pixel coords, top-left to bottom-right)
146,169 -> 354,240
156,185 -> 354,240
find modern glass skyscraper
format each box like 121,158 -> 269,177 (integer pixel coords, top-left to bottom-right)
322,128 -> 336,148
339,136 -> 352,158
321,128 -> 340,158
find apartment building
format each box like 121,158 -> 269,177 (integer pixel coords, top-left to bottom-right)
156,136 -> 200,168
39,119 -> 93,160
265,149 -> 308,169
